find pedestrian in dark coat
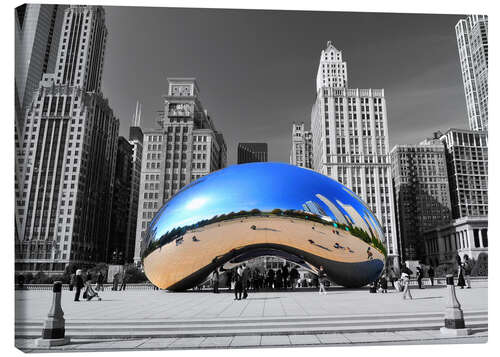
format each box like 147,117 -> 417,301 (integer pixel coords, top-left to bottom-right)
457,264 -> 466,289
290,267 -> 299,290
428,266 -> 435,286
234,266 -> 243,300
212,269 -> 219,294
281,264 -> 289,290
69,272 -> 76,291
275,269 -> 282,290
416,266 -> 424,289
241,264 -> 250,298
74,269 -> 84,301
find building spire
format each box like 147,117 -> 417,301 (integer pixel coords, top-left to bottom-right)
133,100 -> 142,127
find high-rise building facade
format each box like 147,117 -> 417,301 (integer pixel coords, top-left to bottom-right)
134,78 -> 227,263
290,123 -> 313,169
129,103 -> 144,264
237,143 -> 268,164
422,129 -> 488,266
15,6 -> 119,273
15,4 -> 67,132
108,137 -> 134,264
440,129 -> 488,219
456,15 -> 488,131
390,136 -> 452,262
310,41 -> 398,264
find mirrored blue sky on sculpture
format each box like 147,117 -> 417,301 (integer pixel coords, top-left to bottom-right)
142,162 -> 386,291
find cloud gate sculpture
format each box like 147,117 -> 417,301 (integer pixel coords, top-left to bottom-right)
141,162 -> 386,291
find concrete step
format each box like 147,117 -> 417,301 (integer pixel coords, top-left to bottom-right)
15,311 -> 487,339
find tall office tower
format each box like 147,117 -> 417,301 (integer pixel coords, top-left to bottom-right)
134,78 -> 227,262
440,129 -> 488,219
237,143 -> 268,164
129,103 -> 144,264
310,41 -> 398,265
15,4 -> 67,133
108,137 -> 134,264
15,6 -> 119,273
390,135 -> 452,262
290,122 -> 313,168
423,129 -> 488,265
456,15 -> 488,131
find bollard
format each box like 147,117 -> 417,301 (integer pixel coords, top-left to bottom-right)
35,281 -> 70,347
440,274 -> 471,336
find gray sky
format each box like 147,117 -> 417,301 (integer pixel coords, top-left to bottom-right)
100,6 -> 468,164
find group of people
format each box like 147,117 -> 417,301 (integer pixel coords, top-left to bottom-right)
214,264 -> 301,295
69,270 -> 102,302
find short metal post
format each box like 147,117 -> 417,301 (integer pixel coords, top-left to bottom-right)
440,274 -> 471,336
35,281 -> 70,347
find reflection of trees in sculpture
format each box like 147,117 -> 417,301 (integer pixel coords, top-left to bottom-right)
142,208 -> 387,259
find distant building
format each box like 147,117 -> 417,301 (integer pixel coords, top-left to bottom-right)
129,103 -> 144,264
134,78 -> 227,262
310,41 -> 398,265
109,137 -> 134,264
302,201 -> 327,216
390,135 -> 452,262
237,143 -> 268,164
440,129 -> 488,219
290,123 -> 313,168
423,129 -> 488,266
15,4 -> 66,133
15,6 -> 119,273
456,15 -> 488,131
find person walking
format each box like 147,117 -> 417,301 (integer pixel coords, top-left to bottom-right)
389,268 -> 396,289
212,268 -> 219,294
428,266 -> 435,286
457,263 -> 466,289
416,266 -> 424,289
242,264 -> 250,299
83,272 -> 101,301
119,271 -> 128,291
281,264 -> 289,290
112,273 -> 119,291
290,266 -> 299,290
401,266 -> 413,300
69,271 -> 76,291
318,265 -> 327,295
234,266 -> 243,300
96,272 -> 104,292
267,269 -> 275,289
275,269 -> 282,290
463,255 -> 472,289
74,269 -> 84,301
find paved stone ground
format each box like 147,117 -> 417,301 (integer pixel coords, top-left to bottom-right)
15,282 -> 488,321
15,330 -> 488,351
15,282 -> 488,352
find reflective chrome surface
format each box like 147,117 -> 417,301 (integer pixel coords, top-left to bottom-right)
142,162 -> 386,290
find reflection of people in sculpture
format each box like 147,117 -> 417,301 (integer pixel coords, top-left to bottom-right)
367,247 -> 373,260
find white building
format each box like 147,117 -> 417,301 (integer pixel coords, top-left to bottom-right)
310,41 -> 398,266
456,15 -> 488,131
134,78 -> 227,264
15,6 -> 119,273
290,122 -> 313,169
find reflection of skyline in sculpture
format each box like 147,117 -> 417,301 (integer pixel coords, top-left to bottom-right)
302,200 -> 327,216
315,193 -> 350,225
141,163 -> 385,291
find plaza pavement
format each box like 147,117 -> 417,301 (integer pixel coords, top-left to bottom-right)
15,281 -> 488,351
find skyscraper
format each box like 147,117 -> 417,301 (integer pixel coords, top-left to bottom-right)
456,15 -> 488,131
109,137 -> 134,264
134,78 -> 227,263
129,102 -> 144,264
290,122 -> 313,169
310,41 -> 398,265
390,135 -> 452,262
15,4 -> 67,133
422,129 -> 488,266
237,143 -> 268,164
440,129 -> 488,219
15,6 -> 119,273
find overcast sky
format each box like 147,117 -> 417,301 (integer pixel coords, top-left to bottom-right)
100,6 -> 469,164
